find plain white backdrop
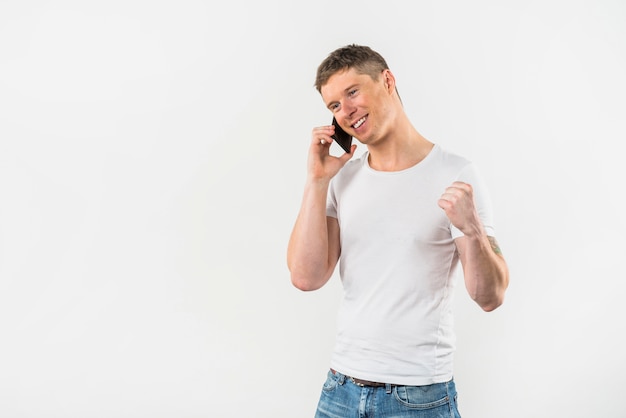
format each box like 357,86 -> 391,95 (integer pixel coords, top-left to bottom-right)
1,1 -> 625,417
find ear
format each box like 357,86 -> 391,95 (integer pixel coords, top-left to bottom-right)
382,69 -> 396,93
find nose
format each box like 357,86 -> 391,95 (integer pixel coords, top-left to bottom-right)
339,101 -> 357,120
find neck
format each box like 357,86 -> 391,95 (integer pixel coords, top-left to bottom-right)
367,124 -> 434,172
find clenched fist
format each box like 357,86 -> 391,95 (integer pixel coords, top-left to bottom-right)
438,181 -> 482,236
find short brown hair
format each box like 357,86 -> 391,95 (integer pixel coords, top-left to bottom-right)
315,44 -> 390,93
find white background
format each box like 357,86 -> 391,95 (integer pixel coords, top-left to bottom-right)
1,1 -> 625,417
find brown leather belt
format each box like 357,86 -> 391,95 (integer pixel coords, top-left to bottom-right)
330,368 -> 391,387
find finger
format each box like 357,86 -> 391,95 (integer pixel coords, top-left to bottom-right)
447,182 -> 472,195
441,184 -> 468,200
451,181 -> 470,188
312,125 -> 333,132
311,133 -> 334,147
437,198 -> 451,210
311,125 -> 334,137
440,189 -> 459,200
311,126 -> 335,143
439,194 -> 457,206
319,137 -> 333,146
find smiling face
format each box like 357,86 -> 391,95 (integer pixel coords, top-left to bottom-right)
320,67 -> 398,146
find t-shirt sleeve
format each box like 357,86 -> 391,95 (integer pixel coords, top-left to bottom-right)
450,163 -> 495,239
326,181 -> 338,219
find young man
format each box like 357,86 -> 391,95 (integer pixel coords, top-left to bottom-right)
287,44 -> 509,418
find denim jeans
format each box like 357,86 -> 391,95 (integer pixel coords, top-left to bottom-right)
314,370 -> 461,418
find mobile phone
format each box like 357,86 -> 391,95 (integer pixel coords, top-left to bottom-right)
331,117 -> 353,154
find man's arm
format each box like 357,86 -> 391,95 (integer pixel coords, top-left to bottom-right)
287,125 -> 355,291
454,234 -> 509,311
287,178 -> 340,291
439,181 -> 509,311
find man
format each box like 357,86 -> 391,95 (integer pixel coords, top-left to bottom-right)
287,44 -> 509,418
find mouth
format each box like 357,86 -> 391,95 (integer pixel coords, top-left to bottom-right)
352,116 -> 367,129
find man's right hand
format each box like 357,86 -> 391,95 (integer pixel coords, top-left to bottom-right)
307,125 -> 357,181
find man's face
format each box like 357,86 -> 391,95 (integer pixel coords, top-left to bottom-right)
320,68 -> 392,144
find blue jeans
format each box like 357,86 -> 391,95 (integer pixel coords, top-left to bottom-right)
314,370 -> 461,418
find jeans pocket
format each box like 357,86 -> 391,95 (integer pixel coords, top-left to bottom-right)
393,385 -> 450,409
321,371 -> 340,393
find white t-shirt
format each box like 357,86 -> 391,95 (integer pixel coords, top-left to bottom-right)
326,144 -> 495,386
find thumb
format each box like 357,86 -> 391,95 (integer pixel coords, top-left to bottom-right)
339,144 -> 357,163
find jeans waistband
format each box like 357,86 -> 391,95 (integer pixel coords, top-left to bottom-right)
330,368 -> 399,387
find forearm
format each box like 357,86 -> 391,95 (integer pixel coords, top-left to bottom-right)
459,233 -> 509,312
287,179 -> 335,291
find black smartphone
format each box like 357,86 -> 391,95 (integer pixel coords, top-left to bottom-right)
331,117 -> 353,154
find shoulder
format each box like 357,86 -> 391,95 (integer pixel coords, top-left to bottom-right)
433,144 -> 472,168
427,144 -> 476,180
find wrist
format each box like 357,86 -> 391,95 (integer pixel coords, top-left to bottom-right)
306,176 -> 331,189
460,222 -> 486,240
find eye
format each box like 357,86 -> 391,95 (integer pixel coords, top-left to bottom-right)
329,102 -> 340,112
348,88 -> 358,97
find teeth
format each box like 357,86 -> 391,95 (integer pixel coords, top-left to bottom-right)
353,117 -> 366,129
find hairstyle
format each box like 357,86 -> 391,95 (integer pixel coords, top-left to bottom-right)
314,44 -> 390,93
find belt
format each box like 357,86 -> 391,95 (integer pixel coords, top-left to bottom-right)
330,368 -> 393,388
